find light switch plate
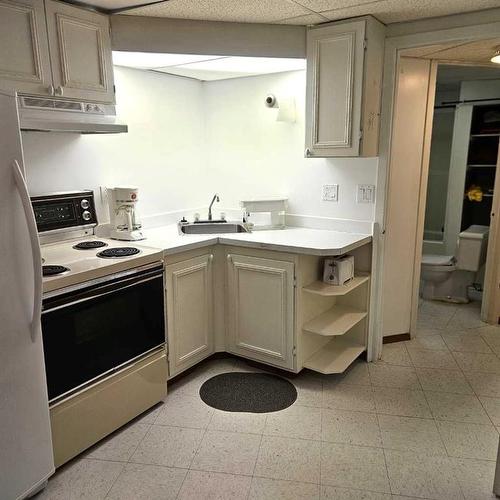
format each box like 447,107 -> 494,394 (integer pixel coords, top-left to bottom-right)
322,184 -> 339,202
357,184 -> 375,204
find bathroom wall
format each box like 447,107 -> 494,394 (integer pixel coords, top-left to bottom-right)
423,107 -> 455,244
23,66 -> 378,227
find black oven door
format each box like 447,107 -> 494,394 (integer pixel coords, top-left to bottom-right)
42,263 -> 165,402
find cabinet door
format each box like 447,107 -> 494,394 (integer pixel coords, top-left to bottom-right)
305,20 -> 365,157
166,254 -> 214,377
44,0 -> 114,103
0,0 -> 52,95
226,254 -> 295,370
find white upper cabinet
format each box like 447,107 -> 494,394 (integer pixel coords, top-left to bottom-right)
0,0 -> 114,102
226,253 -> 295,370
0,0 -> 52,95
45,0 -> 114,102
305,16 -> 385,158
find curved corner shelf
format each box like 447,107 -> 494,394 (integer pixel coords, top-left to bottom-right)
303,338 -> 365,374
303,305 -> 367,337
302,275 -> 370,297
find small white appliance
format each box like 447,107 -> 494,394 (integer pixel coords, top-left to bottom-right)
0,90 -> 54,499
240,197 -> 287,230
323,255 -> 355,285
108,186 -> 145,241
420,224 -> 490,302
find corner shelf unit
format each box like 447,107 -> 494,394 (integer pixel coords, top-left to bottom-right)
303,275 -> 370,297
303,305 -> 367,336
301,274 -> 370,374
303,338 -> 366,374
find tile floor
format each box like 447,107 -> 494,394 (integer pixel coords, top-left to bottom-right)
36,300 -> 500,499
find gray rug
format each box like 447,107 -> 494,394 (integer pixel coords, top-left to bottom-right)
199,372 -> 297,413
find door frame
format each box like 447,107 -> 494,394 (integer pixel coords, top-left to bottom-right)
482,148 -> 500,324
408,60 -> 438,337
373,16 -> 500,356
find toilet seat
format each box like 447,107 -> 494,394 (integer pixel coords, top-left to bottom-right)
422,254 -> 455,266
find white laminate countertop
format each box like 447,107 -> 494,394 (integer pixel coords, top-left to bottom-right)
144,224 -> 372,256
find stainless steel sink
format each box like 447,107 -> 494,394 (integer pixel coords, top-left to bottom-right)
179,222 -> 249,235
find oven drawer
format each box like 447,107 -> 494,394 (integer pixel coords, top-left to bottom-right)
50,348 -> 167,467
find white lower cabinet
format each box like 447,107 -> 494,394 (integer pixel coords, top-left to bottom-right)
165,254 -> 214,377
226,253 -> 295,370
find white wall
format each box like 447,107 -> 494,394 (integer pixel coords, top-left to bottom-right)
23,66 -> 377,226
23,66 -> 206,222
204,71 -> 377,221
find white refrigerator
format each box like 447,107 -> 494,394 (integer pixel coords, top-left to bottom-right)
0,91 -> 54,499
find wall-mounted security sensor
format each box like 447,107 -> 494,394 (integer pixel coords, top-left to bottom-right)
265,94 -> 277,108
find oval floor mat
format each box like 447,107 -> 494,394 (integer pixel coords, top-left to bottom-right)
199,372 -> 297,413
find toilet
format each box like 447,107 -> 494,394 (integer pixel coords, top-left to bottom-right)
420,225 -> 489,303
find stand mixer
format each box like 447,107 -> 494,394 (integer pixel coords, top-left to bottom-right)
108,186 -> 145,241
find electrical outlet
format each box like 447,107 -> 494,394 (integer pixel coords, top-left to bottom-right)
322,184 -> 339,202
357,184 -> 375,203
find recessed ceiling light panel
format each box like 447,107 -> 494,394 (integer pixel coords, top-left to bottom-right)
112,51 -> 221,69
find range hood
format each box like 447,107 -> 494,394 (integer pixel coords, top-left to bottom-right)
18,95 -> 128,134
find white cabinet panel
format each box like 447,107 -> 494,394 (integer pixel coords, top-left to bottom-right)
0,0 -> 52,95
305,17 -> 384,158
226,253 -> 295,370
45,0 -> 114,102
166,254 -> 214,377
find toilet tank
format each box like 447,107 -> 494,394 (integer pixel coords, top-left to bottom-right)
456,225 -> 489,271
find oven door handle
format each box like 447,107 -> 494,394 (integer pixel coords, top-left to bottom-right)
13,159 -> 42,342
42,274 -> 161,313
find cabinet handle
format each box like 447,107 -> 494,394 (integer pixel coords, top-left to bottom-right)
305,148 -> 312,157
227,254 -> 232,262
209,254 -> 214,262
48,85 -> 55,96
55,86 -> 64,96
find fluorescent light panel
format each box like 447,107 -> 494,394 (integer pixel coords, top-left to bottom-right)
112,51 -> 221,69
112,51 -> 306,79
171,56 -> 306,74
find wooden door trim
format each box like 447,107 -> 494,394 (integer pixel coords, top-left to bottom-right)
409,59 -> 438,338
482,148 -> 500,324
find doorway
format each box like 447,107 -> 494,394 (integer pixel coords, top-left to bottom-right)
380,38 -> 500,346
418,63 -> 500,334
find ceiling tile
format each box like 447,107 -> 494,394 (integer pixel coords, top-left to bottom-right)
292,0 -> 382,13
123,0 -> 311,23
277,13 -> 329,24
422,38 -> 500,64
319,0 -> 500,24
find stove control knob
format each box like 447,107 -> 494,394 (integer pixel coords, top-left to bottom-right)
81,199 -> 90,209
82,210 -> 91,221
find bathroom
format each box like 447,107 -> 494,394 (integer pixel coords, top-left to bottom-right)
419,63 -> 500,330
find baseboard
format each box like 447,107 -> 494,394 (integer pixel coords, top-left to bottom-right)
383,333 -> 411,344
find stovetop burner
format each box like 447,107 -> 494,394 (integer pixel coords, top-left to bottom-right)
97,247 -> 140,259
43,265 -> 70,277
73,240 -> 108,250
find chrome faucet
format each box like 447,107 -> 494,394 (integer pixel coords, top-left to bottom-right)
208,194 -> 219,221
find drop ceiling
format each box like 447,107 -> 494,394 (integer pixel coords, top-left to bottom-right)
70,0 -> 500,25
404,38 -> 500,66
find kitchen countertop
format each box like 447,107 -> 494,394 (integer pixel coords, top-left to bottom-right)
144,224 -> 372,256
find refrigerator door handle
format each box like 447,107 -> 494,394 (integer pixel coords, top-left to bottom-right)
12,159 -> 42,342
